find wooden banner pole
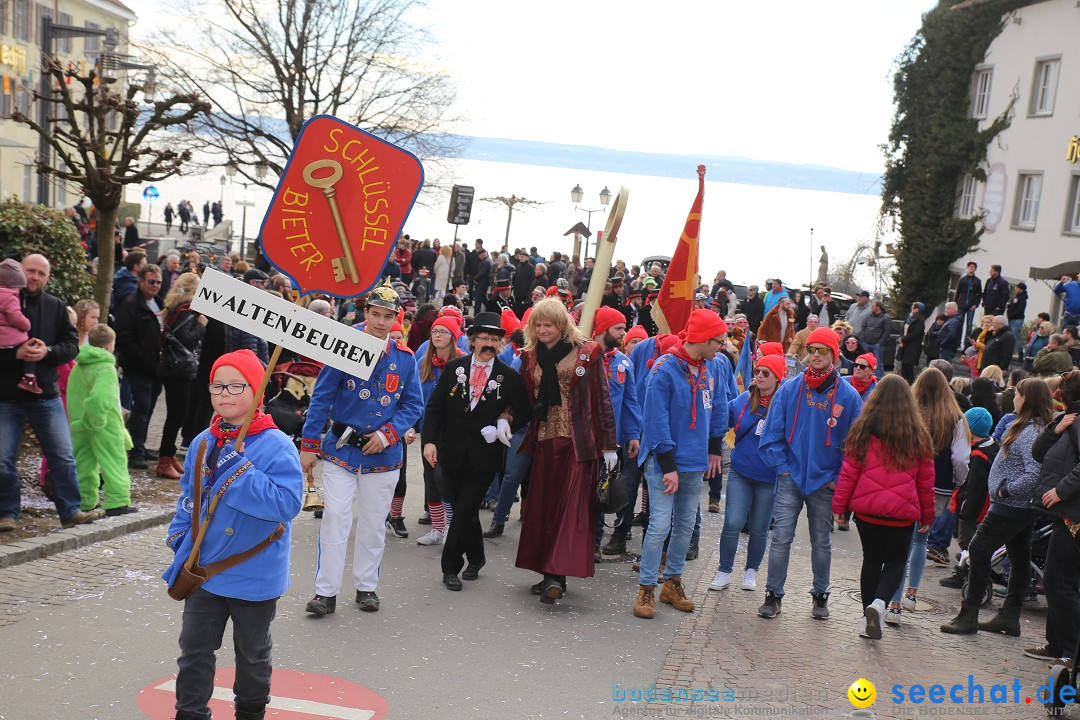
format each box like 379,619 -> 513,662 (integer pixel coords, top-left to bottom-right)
578,187 -> 629,336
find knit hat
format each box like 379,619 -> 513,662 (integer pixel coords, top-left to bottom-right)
390,322 -> 404,336
211,349 -> 268,406
438,305 -> 465,328
805,327 -> 840,357
500,308 -> 521,335
592,306 -> 626,338
682,309 -> 728,344
623,325 -> 648,347
657,333 -> 681,355
0,259 -> 26,289
965,406 -> 993,438
758,341 -> 784,357
857,352 -> 877,371
430,316 -> 462,340
755,354 -> 787,382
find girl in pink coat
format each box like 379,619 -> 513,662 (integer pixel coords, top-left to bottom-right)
833,374 -> 936,641
0,259 -> 40,393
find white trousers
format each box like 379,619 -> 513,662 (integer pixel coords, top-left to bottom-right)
314,463 -> 398,596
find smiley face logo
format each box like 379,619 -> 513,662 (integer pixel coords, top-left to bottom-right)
848,678 -> 876,709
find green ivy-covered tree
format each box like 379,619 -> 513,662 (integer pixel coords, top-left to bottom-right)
0,199 -> 94,305
880,0 -> 1026,309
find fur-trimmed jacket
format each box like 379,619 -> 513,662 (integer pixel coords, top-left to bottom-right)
757,305 -> 796,352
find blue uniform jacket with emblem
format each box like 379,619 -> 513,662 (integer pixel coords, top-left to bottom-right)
300,338 -> 424,474
603,349 -> 641,448
162,427 -> 302,601
728,391 -> 777,484
640,353 -> 730,473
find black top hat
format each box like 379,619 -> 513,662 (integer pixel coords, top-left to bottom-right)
493,278 -> 512,291
468,312 -> 506,337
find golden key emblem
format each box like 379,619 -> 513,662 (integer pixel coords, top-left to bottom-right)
303,159 -> 359,284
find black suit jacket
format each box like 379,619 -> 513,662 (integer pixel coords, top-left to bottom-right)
421,355 -> 531,473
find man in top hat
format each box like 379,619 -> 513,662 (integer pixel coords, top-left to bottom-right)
603,277 -> 626,311
485,278 -> 516,315
301,283 -> 425,616
640,289 -> 660,337
422,312 -> 531,591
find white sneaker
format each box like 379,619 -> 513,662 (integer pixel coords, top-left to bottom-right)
863,599 -> 885,640
885,606 -> 902,626
416,529 -> 445,546
901,593 -> 917,611
741,569 -> 757,591
859,616 -> 870,638
708,571 -> 731,591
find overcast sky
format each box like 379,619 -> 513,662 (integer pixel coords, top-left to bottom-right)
125,0 -> 938,173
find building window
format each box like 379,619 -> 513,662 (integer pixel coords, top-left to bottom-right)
971,67 -> 992,119
1030,58 -> 1059,116
0,86 -> 11,117
1012,172 -> 1042,229
0,0 -> 9,37
1067,174 -> 1080,235
57,12 -> 72,54
957,174 -> 979,218
13,0 -> 29,41
84,20 -> 99,52
14,80 -> 28,115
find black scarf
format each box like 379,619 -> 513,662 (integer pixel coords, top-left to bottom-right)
533,339 -> 573,421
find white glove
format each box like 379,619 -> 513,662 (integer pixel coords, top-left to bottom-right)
480,425 -> 498,444
496,418 -> 512,446
958,549 -> 969,568
603,450 -> 618,473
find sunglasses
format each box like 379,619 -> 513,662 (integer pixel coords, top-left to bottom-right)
854,363 -> 871,370
805,346 -> 832,356
752,368 -> 773,377
144,279 -> 162,285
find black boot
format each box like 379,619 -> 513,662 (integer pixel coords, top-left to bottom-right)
940,601 -> 979,634
235,700 -> 266,720
978,602 -> 1022,636
601,534 -> 626,556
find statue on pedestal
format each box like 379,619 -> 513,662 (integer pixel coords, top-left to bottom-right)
816,246 -> 829,286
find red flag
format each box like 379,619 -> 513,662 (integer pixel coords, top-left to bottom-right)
654,165 -> 704,336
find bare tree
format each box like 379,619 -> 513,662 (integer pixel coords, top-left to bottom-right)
146,0 -> 461,190
480,195 -> 546,249
12,58 -> 208,310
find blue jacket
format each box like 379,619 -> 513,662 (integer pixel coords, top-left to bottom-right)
641,353 -> 729,473
110,267 -> 138,313
1055,280 -> 1080,316
603,350 -> 642,447
728,391 -> 777,483
762,289 -> 788,315
300,338 -> 424,474
629,337 -> 664,410
715,352 -> 738,401
935,314 -> 963,352
844,375 -> 877,401
759,371 -> 863,493
163,427 -> 302,601
415,335 -> 470,359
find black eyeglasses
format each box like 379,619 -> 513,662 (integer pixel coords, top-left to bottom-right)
209,383 -> 250,395
854,363 -> 871,370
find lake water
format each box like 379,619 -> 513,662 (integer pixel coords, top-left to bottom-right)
127,156 -> 887,290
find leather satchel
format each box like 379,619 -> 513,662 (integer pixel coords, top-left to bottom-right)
168,440 -> 286,601
596,455 -> 629,514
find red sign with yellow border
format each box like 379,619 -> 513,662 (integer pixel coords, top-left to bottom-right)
258,115 -> 424,298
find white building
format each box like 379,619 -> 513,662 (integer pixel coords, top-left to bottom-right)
0,0 -> 136,206
954,0 -> 1079,325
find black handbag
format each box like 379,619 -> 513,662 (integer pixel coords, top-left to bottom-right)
596,455 -> 629,513
157,312 -> 199,380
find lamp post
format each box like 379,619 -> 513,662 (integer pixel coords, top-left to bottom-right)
570,184 -> 611,259
226,161 -> 268,259
219,175 -> 226,204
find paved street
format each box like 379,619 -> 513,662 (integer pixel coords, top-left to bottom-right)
0,444 -> 1076,719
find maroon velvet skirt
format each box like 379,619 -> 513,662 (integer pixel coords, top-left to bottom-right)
515,437 -> 598,579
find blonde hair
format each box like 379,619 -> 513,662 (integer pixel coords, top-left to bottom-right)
523,297 -> 588,351
163,272 -> 200,315
979,365 -> 1005,389
831,320 -> 853,336
88,323 -> 115,348
440,245 -> 453,259
949,377 -> 970,395
913,368 -> 965,453
73,298 -> 99,338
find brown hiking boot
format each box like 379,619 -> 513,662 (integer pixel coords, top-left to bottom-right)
61,508 -> 103,529
156,456 -> 182,480
660,576 -> 695,612
633,585 -> 656,619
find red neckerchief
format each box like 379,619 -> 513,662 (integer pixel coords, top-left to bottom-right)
670,343 -> 708,429
787,370 -> 840,446
850,375 -> 875,395
431,355 -> 448,368
603,348 -> 618,373
209,410 -> 276,447
734,391 -> 773,433
804,365 -> 835,390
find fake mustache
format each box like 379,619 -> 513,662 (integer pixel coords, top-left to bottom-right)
479,345 -> 498,355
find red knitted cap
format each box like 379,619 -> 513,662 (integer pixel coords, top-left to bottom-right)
806,327 -> 840,357
758,341 -> 784,357
623,325 -> 648,346
755,354 -> 788,382
211,349 -> 267,405
683,309 -> 728,344
430,316 -> 462,340
857,352 -> 877,370
592,306 -> 627,338
500,308 -> 521,335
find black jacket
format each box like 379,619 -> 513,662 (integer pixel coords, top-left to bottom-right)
739,295 -> 765,333
954,274 -> 982,309
898,313 -> 925,365
412,246 -> 437,276
473,257 -> 492,289
982,275 -> 1010,315
0,290 -> 78,400
1006,291 -> 1027,321
114,290 -> 164,376
420,355 -> 531,473
512,261 -> 535,303
1030,402 -> 1080,521
979,327 -> 1015,372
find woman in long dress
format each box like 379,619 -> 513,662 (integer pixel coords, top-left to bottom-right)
515,298 -> 617,604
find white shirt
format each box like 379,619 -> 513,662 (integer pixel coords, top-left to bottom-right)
469,356 -> 494,410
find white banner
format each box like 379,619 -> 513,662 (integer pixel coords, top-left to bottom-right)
191,269 -> 385,380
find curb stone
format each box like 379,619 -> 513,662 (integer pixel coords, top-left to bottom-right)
0,506 -> 174,569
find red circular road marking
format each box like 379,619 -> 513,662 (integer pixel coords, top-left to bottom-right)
137,667 -> 388,719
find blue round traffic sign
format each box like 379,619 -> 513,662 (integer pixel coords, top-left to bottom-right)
143,186 -> 159,201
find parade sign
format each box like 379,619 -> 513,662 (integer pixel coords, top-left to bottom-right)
258,115 -> 424,298
191,269 -> 384,380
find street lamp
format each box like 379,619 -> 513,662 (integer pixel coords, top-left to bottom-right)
570,184 -> 611,259
225,161 -> 268,259
219,175 -> 226,204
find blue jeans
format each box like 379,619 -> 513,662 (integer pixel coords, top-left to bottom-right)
892,527 -> 929,602
638,457 -> 702,586
765,473 -> 833,596
492,427 -> 530,525
1064,313 -> 1080,331
1009,318 -> 1024,340
939,349 -> 955,362
0,396 -> 82,521
125,371 -> 161,458
863,342 -> 884,378
718,470 -> 776,574
928,501 -> 955,549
